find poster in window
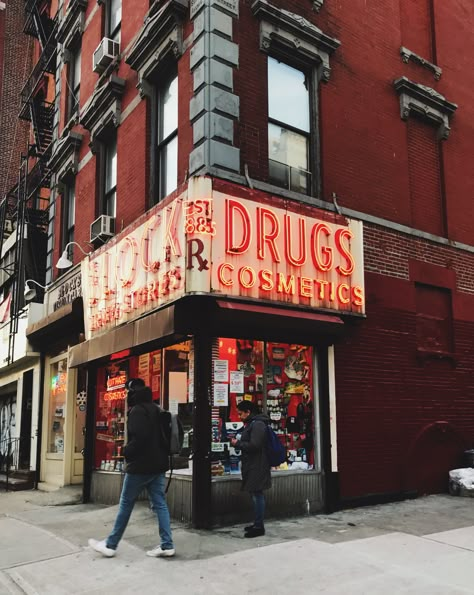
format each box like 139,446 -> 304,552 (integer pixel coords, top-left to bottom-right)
229,370 -> 244,393
214,360 -> 228,382
138,353 -> 150,385
214,383 -> 228,406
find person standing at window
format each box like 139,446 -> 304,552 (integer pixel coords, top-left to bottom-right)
88,379 -> 175,558
231,400 -> 271,538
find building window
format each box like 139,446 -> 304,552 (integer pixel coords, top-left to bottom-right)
48,358 -> 68,454
155,73 -> 178,201
103,134 -> 117,217
268,57 -> 311,195
62,182 -> 75,257
45,201 -> 55,284
67,47 -> 81,121
415,283 -> 453,353
212,339 -> 318,474
106,0 -> 121,42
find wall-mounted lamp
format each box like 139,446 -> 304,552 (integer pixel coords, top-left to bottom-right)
56,242 -> 91,269
24,279 -> 49,301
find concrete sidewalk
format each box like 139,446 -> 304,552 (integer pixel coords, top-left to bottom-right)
1,488 -> 473,594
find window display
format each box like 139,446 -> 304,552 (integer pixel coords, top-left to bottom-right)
48,358 -> 68,453
211,339 -> 316,476
94,360 -> 129,471
93,341 -> 193,472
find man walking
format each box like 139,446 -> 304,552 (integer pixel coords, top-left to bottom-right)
89,379 -> 175,558
230,400 -> 271,537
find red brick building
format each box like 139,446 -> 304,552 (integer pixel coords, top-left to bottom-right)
3,0 -> 473,524
0,0 -> 32,203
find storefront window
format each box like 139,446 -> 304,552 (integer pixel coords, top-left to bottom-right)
93,341 -> 192,472
48,358 -> 68,453
211,339 -> 316,476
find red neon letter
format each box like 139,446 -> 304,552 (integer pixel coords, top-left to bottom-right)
299,277 -> 313,298
337,283 -> 350,304
225,199 -> 251,255
140,214 -> 161,272
352,285 -> 364,306
277,273 -> 296,295
257,207 -> 281,262
218,263 -> 234,286
335,228 -> 355,276
238,266 -> 257,289
284,215 -> 306,266
258,269 -> 274,291
116,237 -> 138,288
311,223 -> 333,272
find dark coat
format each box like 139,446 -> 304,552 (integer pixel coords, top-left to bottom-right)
123,389 -> 169,475
236,414 -> 271,492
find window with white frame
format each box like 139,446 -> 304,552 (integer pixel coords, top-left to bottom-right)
106,0 -> 121,42
67,46 -> 81,121
268,57 -> 311,195
103,134 -> 117,217
156,73 -> 178,201
62,182 -> 75,257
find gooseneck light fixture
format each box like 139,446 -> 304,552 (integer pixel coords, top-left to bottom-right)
56,241 -> 91,269
24,279 -> 49,301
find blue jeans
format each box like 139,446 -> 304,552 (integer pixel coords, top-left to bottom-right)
106,473 -> 174,550
251,491 -> 265,528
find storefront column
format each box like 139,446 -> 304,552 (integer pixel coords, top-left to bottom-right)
319,345 -> 339,513
83,363 -> 98,503
192,332 -> 213,528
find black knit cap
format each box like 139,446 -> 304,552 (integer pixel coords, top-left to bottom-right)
125,378 -> 145,392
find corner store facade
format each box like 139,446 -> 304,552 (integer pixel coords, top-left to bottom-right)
69,176 -> 364,526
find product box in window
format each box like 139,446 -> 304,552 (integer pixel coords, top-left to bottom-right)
225,422 -> 244,473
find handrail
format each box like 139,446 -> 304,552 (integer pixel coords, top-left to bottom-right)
0,437 -> 25,491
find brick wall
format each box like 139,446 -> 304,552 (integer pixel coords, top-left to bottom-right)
335,222 -> 474,499
46,0 -> 474,502
0,0 -> 31,198
407,118 -> 444,236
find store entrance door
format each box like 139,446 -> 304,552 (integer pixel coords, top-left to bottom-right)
19,371 -> 33,469
70,368 -> 87,484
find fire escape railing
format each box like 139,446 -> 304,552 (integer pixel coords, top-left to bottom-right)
19,18 -> 57,118
0,3 -> 57,364
24,0 -> 55,49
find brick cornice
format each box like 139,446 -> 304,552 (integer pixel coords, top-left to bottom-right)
80,75 -> 125,146
394,76 -> 458,140
126,0 -> 188,80
49,131 -> 83,182
57,0 -> 88,48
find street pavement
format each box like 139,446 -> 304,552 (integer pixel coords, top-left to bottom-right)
1,486 -> 474,594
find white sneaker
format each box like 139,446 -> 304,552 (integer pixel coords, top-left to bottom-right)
88,538 -> 116,558
146,546 -> 176,558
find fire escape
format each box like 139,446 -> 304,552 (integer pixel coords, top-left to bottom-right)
0,0 -> 57,364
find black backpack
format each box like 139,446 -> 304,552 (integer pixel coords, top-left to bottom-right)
152,405 -> 185,492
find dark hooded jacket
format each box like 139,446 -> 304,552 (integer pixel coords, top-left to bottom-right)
123,387 -> 169,474
236,413 -> 271,492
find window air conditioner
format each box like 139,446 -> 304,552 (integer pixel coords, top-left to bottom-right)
90,214 -> 115,243
92,37 -> 119,74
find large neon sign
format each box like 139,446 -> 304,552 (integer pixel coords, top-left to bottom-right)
210,191 -> 364,312
81,179 -> 365,339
